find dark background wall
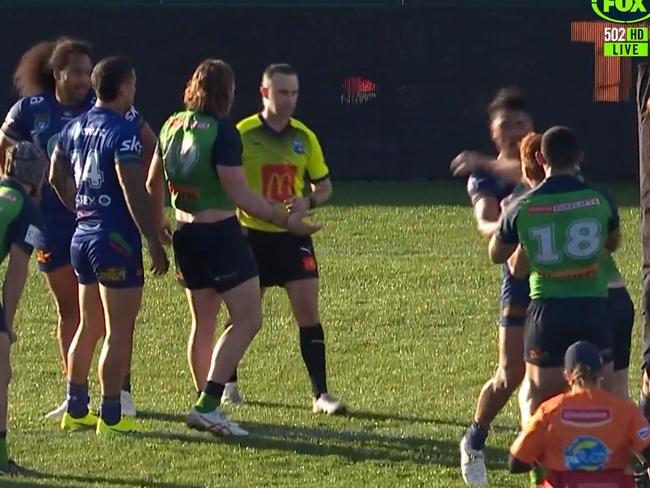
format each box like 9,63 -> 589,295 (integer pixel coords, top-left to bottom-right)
0,2 -> 642,181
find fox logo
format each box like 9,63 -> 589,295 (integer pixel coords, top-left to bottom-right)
120,135 -> 142,154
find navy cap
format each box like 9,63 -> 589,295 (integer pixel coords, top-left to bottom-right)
564,341 -> 603,373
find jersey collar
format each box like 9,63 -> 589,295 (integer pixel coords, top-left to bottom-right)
258,113 -> 292,136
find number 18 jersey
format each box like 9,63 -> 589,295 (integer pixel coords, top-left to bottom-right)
497,174 -> 619,299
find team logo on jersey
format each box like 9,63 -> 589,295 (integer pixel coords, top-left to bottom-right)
34,113 -> 49,133
564,436 -> 610,471
293,139 -> 305,154
177,133 -> 199,175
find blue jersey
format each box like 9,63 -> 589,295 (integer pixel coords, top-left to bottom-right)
1,91 -> 143,229
467,170 -> 529,325
57,106 -> 142,237
466,170 -> 516,206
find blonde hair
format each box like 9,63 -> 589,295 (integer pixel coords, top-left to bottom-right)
568,364 -> 599,389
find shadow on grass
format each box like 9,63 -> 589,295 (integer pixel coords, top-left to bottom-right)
136,410 -> 510,470
138,409 -> 186,423
2,473 -> 206,488
245,400 -> 516,433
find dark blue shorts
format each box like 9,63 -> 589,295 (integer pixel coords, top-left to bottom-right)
35,217 -> 76,273
524,297 -> 612,368
499,265 -> 530,327
173,217 -> 258,293
71,229 -> 143,289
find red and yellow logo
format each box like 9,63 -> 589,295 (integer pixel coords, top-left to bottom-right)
36,249 -> 52,264
302,256 -> 317,273
262,165 -> 296,202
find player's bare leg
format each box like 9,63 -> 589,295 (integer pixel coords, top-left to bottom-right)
61,283 -> 104,430
43,265 -> 79,377
187,277 -> 261,436
221,288 -> 267,405
95,285 -> 143,434
186,289 -> 221,393
461,326 -> 524,486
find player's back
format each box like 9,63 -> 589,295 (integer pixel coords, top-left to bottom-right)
59,106 -> 141,236
513,175 -> 617,299
535,388 -> 645,472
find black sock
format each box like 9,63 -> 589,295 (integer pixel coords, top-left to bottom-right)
122,372 -> 131,393
299,323 -> 327,398
228,369 -> 237,383
204,380 -> 225,401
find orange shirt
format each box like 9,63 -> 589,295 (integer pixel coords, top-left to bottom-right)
510,388 -> 650,471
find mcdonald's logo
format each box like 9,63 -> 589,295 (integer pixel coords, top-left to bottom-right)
262,164 -> 296,201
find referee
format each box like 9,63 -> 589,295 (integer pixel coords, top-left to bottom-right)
224,64 -> 345,415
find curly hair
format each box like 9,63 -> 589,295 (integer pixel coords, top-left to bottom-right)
183,59 -> 234,118
13,37 -> 91,97
519,131 -> 545,185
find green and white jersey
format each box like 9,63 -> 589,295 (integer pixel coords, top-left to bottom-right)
496,175 -> 619,299
157,110 -> 242,213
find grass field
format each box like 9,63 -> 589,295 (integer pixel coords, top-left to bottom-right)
2,181 -> 643,488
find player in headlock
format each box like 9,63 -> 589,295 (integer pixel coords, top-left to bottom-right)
0,38 -> 157,420
454,87 -> 533,486
49,56 -> 168,435
490,126 -> 619,452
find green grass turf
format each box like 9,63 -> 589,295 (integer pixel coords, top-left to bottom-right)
2,181 -> 643,487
